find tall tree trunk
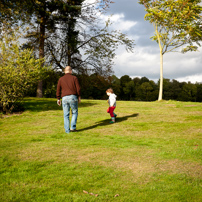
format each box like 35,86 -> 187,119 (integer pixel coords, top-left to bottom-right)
37,13 -> 45,98
158,51 -> 163,101
67,18 -> 72,67
155,23 -> 164,101
67,48 -> 71,66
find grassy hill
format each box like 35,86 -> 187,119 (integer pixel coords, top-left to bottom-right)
0,98 -> 202,201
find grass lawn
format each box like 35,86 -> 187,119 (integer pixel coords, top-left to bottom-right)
0,98 -> 202,202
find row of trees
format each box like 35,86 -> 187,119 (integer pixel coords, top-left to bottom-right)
32,71 -> 202,102
111,75 -> 202,102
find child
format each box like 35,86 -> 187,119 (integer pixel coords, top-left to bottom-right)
106,88 -> 117,123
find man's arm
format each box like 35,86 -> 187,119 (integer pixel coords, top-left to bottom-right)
56,79 -> 61,106
75,77 -> 81,103
78,96 -> 81,103
75,77 -> 81,99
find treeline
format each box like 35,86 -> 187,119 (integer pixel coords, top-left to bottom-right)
111,75 -> 202,102
28,71 -> 202,102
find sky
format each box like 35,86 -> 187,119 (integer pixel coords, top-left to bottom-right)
98,0 -> 202,83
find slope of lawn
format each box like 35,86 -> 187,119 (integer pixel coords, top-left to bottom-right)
0,98 -> 202,202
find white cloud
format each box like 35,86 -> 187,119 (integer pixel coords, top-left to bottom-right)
112,44 -> 202,83
100,13 -> 137,32
113,46 -> 160,77
176,74 -> 202,83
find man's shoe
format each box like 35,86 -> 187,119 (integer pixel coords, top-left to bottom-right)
70,129 -> 77,132
109,121 -> 115,124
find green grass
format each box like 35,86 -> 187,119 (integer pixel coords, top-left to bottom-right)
0,98 -> 202,202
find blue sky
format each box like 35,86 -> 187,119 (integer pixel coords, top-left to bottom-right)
96,0 -> 202,83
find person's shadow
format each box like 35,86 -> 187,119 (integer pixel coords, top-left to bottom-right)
78,113 -> 139,132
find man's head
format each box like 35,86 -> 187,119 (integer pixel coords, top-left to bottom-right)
64,66 -> 72,74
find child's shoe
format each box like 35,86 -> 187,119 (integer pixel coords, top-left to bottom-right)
110,117 -> 115,123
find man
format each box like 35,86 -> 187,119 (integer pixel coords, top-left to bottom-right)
56,66 -> 81,133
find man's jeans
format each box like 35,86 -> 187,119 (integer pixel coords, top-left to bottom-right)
62,95 -> 78,133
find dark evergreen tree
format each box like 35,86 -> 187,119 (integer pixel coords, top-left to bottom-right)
120,75 -> 132,100
196,83 -> 202,102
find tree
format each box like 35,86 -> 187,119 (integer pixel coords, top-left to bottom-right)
139,0 -> 202,101
1,0 -> 134,98
162,78 -> 173,100
120,75 -> 132,87
120,75 -> 132,99
76,73 -> 111,99
170,79 -> 181,100
21,0 -> 83,97
0,0 -> 27,25
178,82 -> 197,101
123,80 -> 135,100
133,77 -> 141,85
1,0 -> 78,97
139,76 -> 150,84
196,83 -> 202,102
135,81 -> 157,101
0,25 -> 47,113
111,75 -> 121,98
140,82 -> 153,101
45,17 -> 134,76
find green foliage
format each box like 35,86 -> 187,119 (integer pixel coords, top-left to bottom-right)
0,27 -> 47,113
39,69 -> 202,102
138,0 -> 202,101
2,0 -> 134,75
111,75 -> 121,96
34,68 -> 202,102
178,82 -> 197,102
123,80 -> 135,100
196,83 -> 202,102
42,70 -> 64,98
140,0 -> 202,48
120,75 -> 132,87
77,73 -> 111,100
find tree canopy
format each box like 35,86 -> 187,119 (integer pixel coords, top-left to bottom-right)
139,0 -> 202,100
1,0 -> 134,97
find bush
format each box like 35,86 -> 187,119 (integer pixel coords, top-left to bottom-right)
0,26 -> 48,113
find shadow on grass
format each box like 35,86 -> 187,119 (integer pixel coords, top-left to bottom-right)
24,98 -> 97,112
78,113 -> 139,132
